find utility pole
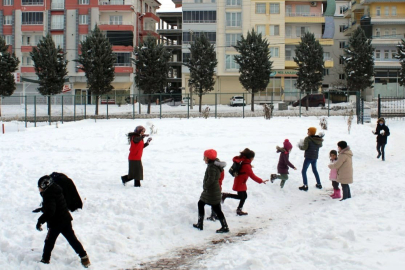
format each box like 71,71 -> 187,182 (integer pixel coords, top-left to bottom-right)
189,29 -> 194,110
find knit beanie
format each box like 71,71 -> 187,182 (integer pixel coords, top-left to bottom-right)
308,127 -> 317,136
204,149 -> 217,160
283,139 -> 293,151
377,117 -> 385,124
134,125 -> 145,134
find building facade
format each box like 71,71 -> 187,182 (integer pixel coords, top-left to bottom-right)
0,0 -> 160,104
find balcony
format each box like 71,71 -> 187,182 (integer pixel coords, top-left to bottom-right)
51,23 -> 64,30
143,12 -> 160,23
374,58 -> 400,68
284,57 -> 333,68
182,0 -> 217,3
98,21 -> 134,31
372,34 -> 403,45
285,34 -> 333,46
351,1 -> 363,13
98,0 -> 133,11
51,2 -> 64,10
140,30 -> 159,38
21,24 -> 44,32
343,6 -> 351,18
22,0 -> 44,5
114,63 -> 133,73
371,14 -> 405,24
285,13 -> 325,23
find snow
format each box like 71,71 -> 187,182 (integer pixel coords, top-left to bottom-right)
1,117 -> 405,270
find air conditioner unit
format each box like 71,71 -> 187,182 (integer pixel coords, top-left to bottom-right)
310,1 -> 317,7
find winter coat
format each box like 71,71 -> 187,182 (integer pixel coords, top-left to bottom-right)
128,135 -> 149,161
374,124 -> 390,145
329,159 -> 338,181
299,135 -> 323,160
276,146 -> 295,174
232,156 -> 264,192
328,147 -> 353,184
38,184 -> 73,228
200,160 -> 226,205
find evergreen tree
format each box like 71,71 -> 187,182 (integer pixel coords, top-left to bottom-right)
75,25 -> 116,115
395,39 -> 405,86
30,34 -> 68,115
184,33 -> 217,112
343,27 -> 374,94
234,29 -> 272,112
294,32 -> 324,110
0,36 -> 20,117
133,35 -> 171,114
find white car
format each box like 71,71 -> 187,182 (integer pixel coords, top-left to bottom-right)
181,97 -> 196,106
230,96 -> 246,106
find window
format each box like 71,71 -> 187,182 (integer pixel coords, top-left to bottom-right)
285,49 -> 292,60
339,56 -> 344,64
183,53 -> 190,63
79,0 -> 89,4
296,5 -> 310,16
226,0 -> 241,6
22,35 -> 42,45
270,3 -> 280,14
384,29 -> 389,36
323,69 -> 329,76
110,15 -> 122,25
256,3 -> 266,14
392,28 -> 397,36
226,33 -> 241,47
22,0 -> 43,5
270,47 -> 279,57
52,35 -> 64,48
226,12 -> 242,27
183,11 -> 216,23
339,6 -> 345,15
51,15 -> 64,29
183,32 -> 216,44
384,6 -> 389,16
270,25 -> 279,36
296,26 -> 310,37
376,6 -> 381,16
79,35 -> 88,42
339,25 -> 346,33
339,74 -> 345,80
257,25 -> 265,36
391,50 -> 397,59
24,56 -> 33,66
79,15 -> 88,25
323,52 -> 330,60
375,50 -> 380,59
384,50 -> 389,59
392,7 -> 397,16
4,16 -> 12,25
339,41 -> 346,48
114,53 -> 131,66
194,0 -> 202,3
51,0 -> 64,9
225,54 -> 239,70
3,0 -> 13,5
22,12 -> 44,24
375,28 -> 380,37
286,5 -> 292,16
5,35 -> 12,45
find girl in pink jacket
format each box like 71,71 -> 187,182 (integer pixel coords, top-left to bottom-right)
329,150 -> 340,199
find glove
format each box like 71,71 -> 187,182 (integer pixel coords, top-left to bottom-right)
32,208 -> 42,213
36,222 -> 43,231
147,138 -> 152,143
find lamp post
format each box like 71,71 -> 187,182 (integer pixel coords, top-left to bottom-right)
189,29 -> 194,110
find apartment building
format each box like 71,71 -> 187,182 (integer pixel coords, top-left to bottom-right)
343,0 -> 405,99
0,0 -> 160,104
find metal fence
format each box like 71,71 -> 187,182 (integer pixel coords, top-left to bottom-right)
0,92 -> 363,127
377,94 -> 405,119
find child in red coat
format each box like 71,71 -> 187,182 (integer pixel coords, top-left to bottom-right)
270,139 -> 297,188
221,148 -> 268,216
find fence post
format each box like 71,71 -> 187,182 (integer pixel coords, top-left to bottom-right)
48,96 -> 51,125
84,97 -> 86,119
25,96 -> 27,128
159,93 -> 162,119
61,95 -> 64,124
215,93 -> 217,119
328,93 -> 330,117
74,96 -> 76,122
34,95 -> 37,127
243,93 -> 245,118
139,95 -> 141,114
187,93 -> 190,119
132,94 -> 135,119
378,94 -> 381,119
299,91 -> 302,117
361,98 -> 364,125
106,96 -> 109,120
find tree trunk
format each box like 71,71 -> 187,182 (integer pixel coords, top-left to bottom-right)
0,96 -> 2,117
199,87 -> 202,113
190,86 -> 193,110
251,92 -> 255,112
147,96 -> 151,114
48,96 -> 51,116
306,93 -> 309,111
95,96 -> 99,115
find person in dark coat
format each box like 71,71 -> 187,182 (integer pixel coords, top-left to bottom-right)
298,127 -> 323,191
193,149 -> 229,233
34,176 -> 90,268
221,148 -> 269,216
372,117 -> 390,161
121,125 -> 152,187
270,139 -> 297,188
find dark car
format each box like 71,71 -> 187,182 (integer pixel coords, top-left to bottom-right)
292,94 -> 325,107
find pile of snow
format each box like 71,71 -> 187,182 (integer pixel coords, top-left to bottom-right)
0,117 -> 404,269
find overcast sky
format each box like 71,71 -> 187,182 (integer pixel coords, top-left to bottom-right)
158,0 -> 182,12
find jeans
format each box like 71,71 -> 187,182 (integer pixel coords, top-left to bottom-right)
377,142 -> 386,159
198,200 -> 225,220
332,180 -> 340,190
302,158 -> 321,186
42,222 -> 87,261
341,184 -> 351,199
227,191 -> 248,209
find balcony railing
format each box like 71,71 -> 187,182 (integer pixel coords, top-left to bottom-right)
22,21 -> 44,25
342,6 -> 349,13
182,0 -> 216,3
183,41 -> 216,45
285,56 -> 333,61
99,21 -> 132,25
51,23 -> 64,29
51,2 -> 64,9
370,14 -> 405,19
285,12 -> 323,17
286,34 -> 323,39
22,0 -> 44,5
114,62 -> 132,66
98,0 -> 129,5
374,58 -> 399,62
183,20 -> 216,24
372,34 -> 404,39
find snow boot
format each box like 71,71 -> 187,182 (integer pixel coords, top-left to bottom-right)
81,255 -> 91,268
40,259 -> 50,264
216,218 -> 229,233
121,175 -> 128,186
299,185 -> 308,191
377,153 -> 381,159
207,211 -> 218,221
331,189 -> 341,199
315,184 -> 322,189
193,215 -> 204,230
236,208 -> 248,216
134,180 -> 141,187
221,193 -> 229,204
270,174 -> 277,183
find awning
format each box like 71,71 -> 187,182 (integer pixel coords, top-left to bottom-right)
73,82 -> 132,90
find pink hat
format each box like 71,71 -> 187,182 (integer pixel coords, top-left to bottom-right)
283,139 -> 293,151
204,149 -> 217,160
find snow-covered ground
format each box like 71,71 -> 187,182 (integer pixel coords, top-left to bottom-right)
1,117 -> 404,270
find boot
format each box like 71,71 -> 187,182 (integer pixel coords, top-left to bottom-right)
40,259 -> 50,264
134,180 -> 141,187
329,189 -> 336,197
280,180 -> 286,188
236,208 -> 248,216
81,255 -> 91,268
193,215 -> 204,230
315,184 -> 322,189
331,189 -> 341,199
216,218 -> 229,233
221,193 -> 229,204
270,174 -> 277,183
299,185 -> 308,191
207,211 -> 218,221
121,175 -> 128,186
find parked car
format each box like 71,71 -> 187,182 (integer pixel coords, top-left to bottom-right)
292,94 -> 325,107
230,96 -> 246,106
181,97 -> 196,106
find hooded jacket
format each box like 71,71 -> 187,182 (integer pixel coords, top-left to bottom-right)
200,160 -> 226,205
374,123 -> 390,145
232,156 -> 264,191
299,135 -> 323,159
276,146 -> 295,174
328,147 -> 353,184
